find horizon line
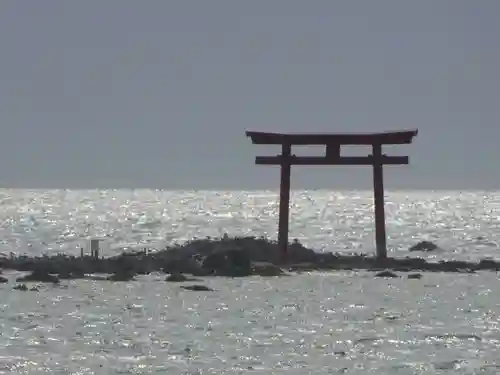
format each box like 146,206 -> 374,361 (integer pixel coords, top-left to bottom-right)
0,187 -> 498,192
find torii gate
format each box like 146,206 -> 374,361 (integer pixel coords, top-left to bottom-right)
246,130 -> 418,263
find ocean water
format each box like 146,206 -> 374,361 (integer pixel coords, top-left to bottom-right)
0,189 -> 499,374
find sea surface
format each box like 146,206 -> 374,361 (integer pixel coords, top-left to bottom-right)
0,189 -> 499,374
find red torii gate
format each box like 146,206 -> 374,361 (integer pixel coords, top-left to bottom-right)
246,129 -> 418,263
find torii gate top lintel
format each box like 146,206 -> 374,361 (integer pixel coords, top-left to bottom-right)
246,129 -> 418,146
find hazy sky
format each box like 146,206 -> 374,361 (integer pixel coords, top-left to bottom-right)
0,1 -> 498,189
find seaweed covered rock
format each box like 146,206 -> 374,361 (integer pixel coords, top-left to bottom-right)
58,271 -> 85,280
58,265 -> 86,279
409,241 -> 439,252
181,284 -> 213,291
476,259 -> 500,270
165,272 -> 199,282
375,270 -> 399,278
407,273 -> 422,279
219,237 -> 317,264
16,270 -> 60,284
161,257 -> 209,276
202,249 -> 252,277
2,235 -> 500,278
107,270 -> 136,282
111,252 -> 155,275
162,236 -> 318,265
251,262 -> 285,277
0,236 -> 320,276
13,284 -> 29,291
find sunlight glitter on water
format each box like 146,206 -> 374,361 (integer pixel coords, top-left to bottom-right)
1,271 -> 499,374
1,189 -> 499,260
0,189 -> 500,373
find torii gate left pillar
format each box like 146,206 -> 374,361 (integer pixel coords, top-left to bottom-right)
246,130 -> 418,264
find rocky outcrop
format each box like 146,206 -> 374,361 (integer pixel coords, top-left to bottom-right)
161,257 -> 209,276
16,270 -> 60,283
0,236 -> 498,279
408,273 -> 422,279
58,271 -> 85,280
202,249 -> 252,277
375,270 -> 399,278
165,273 -> 189,282
476,259 -> 500,270
409,241 -> 439,252
251,262 -> 285,277
13,284 -> 38,291
181,284 -> 214,291
107,270 -> 136,282
165,273 -> 200,282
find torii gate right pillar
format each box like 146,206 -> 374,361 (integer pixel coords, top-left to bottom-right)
372,143 -> 387,259
278,142 -> 292,264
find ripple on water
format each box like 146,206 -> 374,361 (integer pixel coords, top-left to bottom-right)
0,271 -> 499,373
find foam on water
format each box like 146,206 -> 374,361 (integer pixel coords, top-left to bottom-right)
0,189 -> 499,374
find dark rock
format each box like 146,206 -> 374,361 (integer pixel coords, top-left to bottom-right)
287,262 -> 320,272
437,260 -> 469,272
407,273 -> 422,279
202,249 -> 252,277
251,262 -> 285,277
17,270 -> 60,284
113,253 -> 154,275
13,283 -> 38,291
476,259 -> 499,270
107,271 -> 136,282
375,270 -> 399,278
162,257 -> 209,276
0,276 -> 8,283
287,239 -> 319,264
165,273 -> 189,282
409,241 -> 439,252
181,284 -> 214,291
58,271 -> 85,279
393,267 -> 412,272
